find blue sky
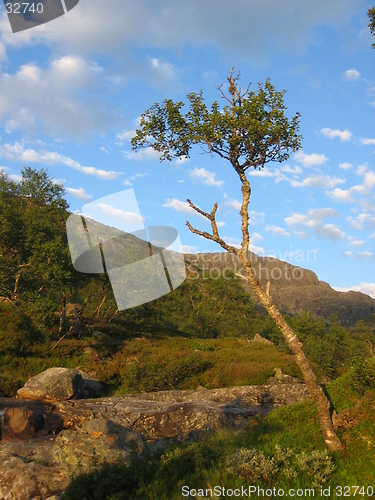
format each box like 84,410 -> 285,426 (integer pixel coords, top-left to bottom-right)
0,0 -> 374,298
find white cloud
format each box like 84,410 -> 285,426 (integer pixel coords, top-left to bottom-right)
326,169 -> 375,204
97,204 -> 145,226
116,129 -> 136,145
217,221 -> 226,228
150,58 -> 176,81
338,162 -> 352,170
0,41 -> 8,64
349,239 -> 365,247
357,251 -> 375,260
342,68 -> 360,81
0,56 -> 116,137
225,198 -> 242,211
347,213 -> 375,230
181,244 -> 199,254
175,156 -> 189,165
285,207 -> 345,241
163,198 -> 197,215
5,0 -> 359,62
326,187 -> 354,203
0,141 -> 120,180
123,147 -> 161,161
123,172 -> 149,186
360,138 -> 375,146
333,283 -> 375,299
265,225 -> 291,237
247,168 -> 274,177
320,127 -> 353,142
189,167 -> 224,188
294,151 -> 328,167
251,232 -> 264,242
343,251 -> 354,257
281,165 -> 302,175
65,187 -> 93,201
290,174 -> 344,189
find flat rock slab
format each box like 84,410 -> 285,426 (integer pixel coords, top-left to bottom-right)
55,381 -> 310,441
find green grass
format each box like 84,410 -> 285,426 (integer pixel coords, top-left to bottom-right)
62,371 -> 375,499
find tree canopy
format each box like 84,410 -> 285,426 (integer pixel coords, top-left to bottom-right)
132,70 -> 301,177
0,168 -> 74,334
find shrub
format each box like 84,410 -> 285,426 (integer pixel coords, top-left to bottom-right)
227,445 -> 335,488
349,357 -> 375,395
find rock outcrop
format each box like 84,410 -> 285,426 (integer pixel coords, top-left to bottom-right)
0,367 -> 311,498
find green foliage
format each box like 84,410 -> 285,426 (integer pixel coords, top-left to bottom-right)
112,270 -> 256,339
286,313 -> 353,378
349,357 -> 375,395
0,168 -> 77,334
131,71 -> 301,173
95,336 -> 299,393
0,303 -> 41,355
369,7 -> 375,48
227,445 -> 335,488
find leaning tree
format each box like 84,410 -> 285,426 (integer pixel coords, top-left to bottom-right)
131,68 -> 343,451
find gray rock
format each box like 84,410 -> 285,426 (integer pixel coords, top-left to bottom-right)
55,380 -> 310,442
53,418 -> 145,473
0,449 -> 70,500
17,367 -> 84,402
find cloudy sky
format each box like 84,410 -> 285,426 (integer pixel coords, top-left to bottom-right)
0,0 -> 375,298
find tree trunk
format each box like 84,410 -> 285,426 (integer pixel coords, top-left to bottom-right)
239,257 -> 343,451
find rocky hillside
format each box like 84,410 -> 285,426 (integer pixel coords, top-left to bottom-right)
184,252 -> 375,324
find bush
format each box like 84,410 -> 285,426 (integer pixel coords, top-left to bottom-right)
349,357 -> 375,395
227,445 -> 335,489
0,303 -> 42,355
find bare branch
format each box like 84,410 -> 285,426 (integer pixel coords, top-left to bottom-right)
186,199 -> 239,254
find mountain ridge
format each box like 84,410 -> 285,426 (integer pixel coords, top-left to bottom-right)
184,251 -> 375,324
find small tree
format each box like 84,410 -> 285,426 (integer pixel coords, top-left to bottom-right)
131,69 -> 343,451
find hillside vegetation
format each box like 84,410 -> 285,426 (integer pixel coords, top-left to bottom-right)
0,168 -> 374,397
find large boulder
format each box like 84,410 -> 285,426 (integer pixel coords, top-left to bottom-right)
53,418 -> 145,473
17,367 -> 84,402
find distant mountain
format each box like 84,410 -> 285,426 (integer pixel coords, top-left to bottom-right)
184,252 -> 375,325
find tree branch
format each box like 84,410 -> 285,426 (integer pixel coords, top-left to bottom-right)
186,199 -> 239,254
